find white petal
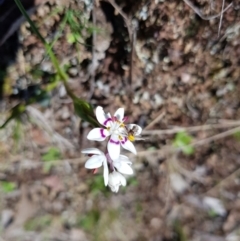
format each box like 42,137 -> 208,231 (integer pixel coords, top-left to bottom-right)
87,128 -> 110,141
103,159 -> 109,186
114,108 -> 124,121
119,173 -> 126,186
113,185 -> 119,192
107,135 -> 121,160
81,148 -> 103,155
108,172 -> 119,192
114,162 -> 133,175
85,155 -> 105,169
96,106 -> 111,127
118,155 -> 132,164
121,139 -> 137,155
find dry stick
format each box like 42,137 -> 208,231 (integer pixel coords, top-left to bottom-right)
204,166 -> 240,196
0,157 -> 85,171
144,111 -> 166,130
88,0 -> 97,100
218,0 -> 225,37
190,125 -> 240,147
142,121 -> 240,135
104,0 -> 132,41
218,119 -> 240,124
129,20 -> 137,94
183,0 -> 233,20
103,0 -> 134,94
139,125 -> 240,158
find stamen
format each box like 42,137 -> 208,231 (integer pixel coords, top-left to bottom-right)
128,134 -> 135,142
120,123 -> 125,127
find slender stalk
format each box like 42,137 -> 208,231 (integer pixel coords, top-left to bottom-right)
14,0 -> 68,82
14,0 -> 99,127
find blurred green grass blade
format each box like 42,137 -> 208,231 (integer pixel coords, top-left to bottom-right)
0,104 -> 26,129
14,0 -> 99,127
41,147 -> 61,173
42,147 -> 61,162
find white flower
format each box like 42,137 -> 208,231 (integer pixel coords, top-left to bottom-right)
82,148 -> 133,190
87,106 -> 142,160
82,148 -> 109,186
107,171 -> 126,192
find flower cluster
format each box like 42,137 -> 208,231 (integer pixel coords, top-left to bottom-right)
82,106 -> 142,192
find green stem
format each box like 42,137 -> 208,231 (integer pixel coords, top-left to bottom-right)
14,0 -> 68,82
14,0 -> 99,127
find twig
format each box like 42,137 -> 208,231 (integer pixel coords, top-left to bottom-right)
88,0 -> 97,100
162,167 -> 172,214
0,157 -> 85,171
129,19 -> 138,94
191,125 -> 240,147
218,0 -> 225,37
183,0 -> 232,20
26,106 -> 74,149
204,166 -> 240,195
102,0 -> 134,95
144,111 -> 165,130
139,125 -> 240,158
103,0 -> 132,41
142,121 -> 240,135
170,155 -> 205,183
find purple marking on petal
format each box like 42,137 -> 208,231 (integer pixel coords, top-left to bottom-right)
103,118 -> 112,126
123,116 -> 128,122
100,128 -> 106,138
110,139 -> 120,145
121,137 -> 127,144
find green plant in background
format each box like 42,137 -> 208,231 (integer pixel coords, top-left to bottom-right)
121,176 -> 138,193
208,209 -> 218,218
42,147 -> 61,162
65,9 -> 97,44
127,176 -> 138,187
12,119 -> 24,152
173,131 -> 194,155
88,175 -> 109,196
0,103 -> 26,129
77,208 -> 119,241
41,147 -> 61,173
173,220 -> 188,241
233,131 -> 240,141
24,214 -> 52,231
78,209 -> 101,232
0,181 -> 16,193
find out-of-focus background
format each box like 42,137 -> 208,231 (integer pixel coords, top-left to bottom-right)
0,0 -> 240,240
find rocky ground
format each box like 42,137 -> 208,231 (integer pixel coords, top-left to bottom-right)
0,0 -> 240,240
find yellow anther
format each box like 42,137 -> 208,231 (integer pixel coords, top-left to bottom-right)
119,135 -> 123,140
107,127 -> 110,131
128,134 -> 135,142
